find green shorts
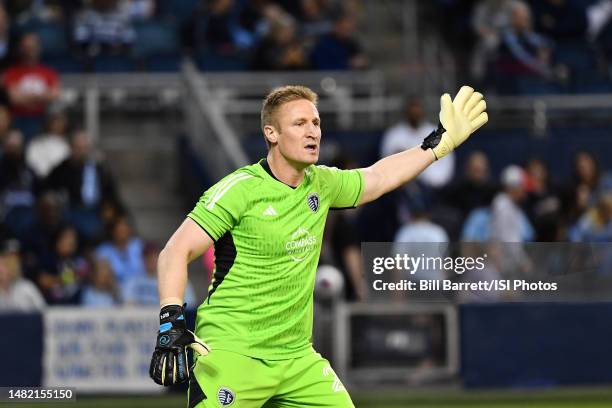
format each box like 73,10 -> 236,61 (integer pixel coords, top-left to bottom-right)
187,349 -> 354,408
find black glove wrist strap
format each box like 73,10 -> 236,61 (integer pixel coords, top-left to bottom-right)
421,122 -> 446,151
159,304 -> 187,331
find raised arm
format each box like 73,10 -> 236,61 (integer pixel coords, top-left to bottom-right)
158,217 -> 213,307
359,86 -> 488,205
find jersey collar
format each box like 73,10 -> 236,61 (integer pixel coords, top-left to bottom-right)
259,158 -> 305,190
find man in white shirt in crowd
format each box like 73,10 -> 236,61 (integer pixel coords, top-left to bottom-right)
25,111 -> 70,178
380,97 -> 455,189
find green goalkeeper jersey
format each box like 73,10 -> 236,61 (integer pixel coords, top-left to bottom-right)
188,159 -> 364,359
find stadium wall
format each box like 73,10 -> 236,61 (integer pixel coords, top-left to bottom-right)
3,304 -> 612,390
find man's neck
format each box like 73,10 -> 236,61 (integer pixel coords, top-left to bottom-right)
266,152 -> 307,187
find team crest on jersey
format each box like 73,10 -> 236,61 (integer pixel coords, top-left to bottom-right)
307,193 -> 320,213
217,387 -> 235,406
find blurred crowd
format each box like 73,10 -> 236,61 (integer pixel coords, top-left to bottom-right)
324,97 -> 612,301
0,101 -> 199,312
374,97 -> 612,244
434,0 -> 612,94
0,0 -> 368,73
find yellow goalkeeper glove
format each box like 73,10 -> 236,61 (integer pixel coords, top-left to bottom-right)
421,85 -> 488,160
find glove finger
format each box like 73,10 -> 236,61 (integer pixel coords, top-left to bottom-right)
452,86 -> 474,111
165,351 -> 176,385
463,92 -> 483,115
160,354 -> 168,385
176,349 -> 189,383
470,112 -> 488,132
156,352 -> 170,385
468,100 -> 487,121
439,93 -> 453,124
150,351 -> 162,384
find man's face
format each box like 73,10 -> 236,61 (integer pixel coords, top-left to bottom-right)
71,132 -> 91,162
20,34 -> 40,63
405,101 -> 424,127
267,99 -> 321,167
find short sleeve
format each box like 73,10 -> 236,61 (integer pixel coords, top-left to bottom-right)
187,172 -> 253,241
317,166 -> 364,209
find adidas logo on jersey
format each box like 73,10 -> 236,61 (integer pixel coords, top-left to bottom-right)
263,205 -> 278,216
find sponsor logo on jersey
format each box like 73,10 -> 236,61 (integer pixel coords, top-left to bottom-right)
217,387 -> 235,406
160,312 -> 169,319
158,335 -> 171,346
285,227 -> 317,262
307,193 -> 320,213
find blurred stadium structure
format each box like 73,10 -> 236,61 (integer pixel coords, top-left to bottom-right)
1,0 -> 612,406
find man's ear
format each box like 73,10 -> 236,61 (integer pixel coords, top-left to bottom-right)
263,125 -> 278,145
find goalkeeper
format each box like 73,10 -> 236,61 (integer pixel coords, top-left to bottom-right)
150,85 -> 487,407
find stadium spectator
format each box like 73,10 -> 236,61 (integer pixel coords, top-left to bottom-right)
320,154 -> 367,302
45,130 -> 120,241
192,0 -> 240,53
443,151 -> 497,227
562,151 -> 612,226
251,12 -> 309,70
25,111 -> 70,178
99,196 -> 126,230
122,241 -> 197,306
120,0 -> 156,21
310,11 -> 367,70
20,192 -> 65,281
35,224 -> 89,304
524,157 -> 562,241
81,258 -> 120,306
0,239 -> 45,311
393,200 -> 449,287
0,130 -> 38,238
380,97 -> 455,189
4,0 -> 71,22
530,0 -> 588,43
470,0 -> 513,81
95,214 -> 146,286
489,164 -> 533,242
3,33 -> 61,141
569,193 -> 612,242
589,0 -> 612,73
494,1 -> 554,93
394,209 -> 449,244
0,105 -> 13,150
299,0 -> 334,37
74,0 -> 136,56
322,210 -> 366,302
0,4 -> 12,71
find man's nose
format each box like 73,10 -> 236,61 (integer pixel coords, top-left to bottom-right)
306,123 -> 319,138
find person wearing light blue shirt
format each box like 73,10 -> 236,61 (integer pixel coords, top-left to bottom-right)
122,242 -> 198,307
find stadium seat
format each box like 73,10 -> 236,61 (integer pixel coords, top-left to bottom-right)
194,48 -> 247,72
35,22 -> 70,57
133,20 -> 182,72
157,0 -> 200,26
42,55 -> 83,73
91,54 -> 136,73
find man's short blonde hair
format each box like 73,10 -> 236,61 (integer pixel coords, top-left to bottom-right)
261,85 -> 318,148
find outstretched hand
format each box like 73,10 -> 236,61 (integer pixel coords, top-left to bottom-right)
431,86 -> 488,160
